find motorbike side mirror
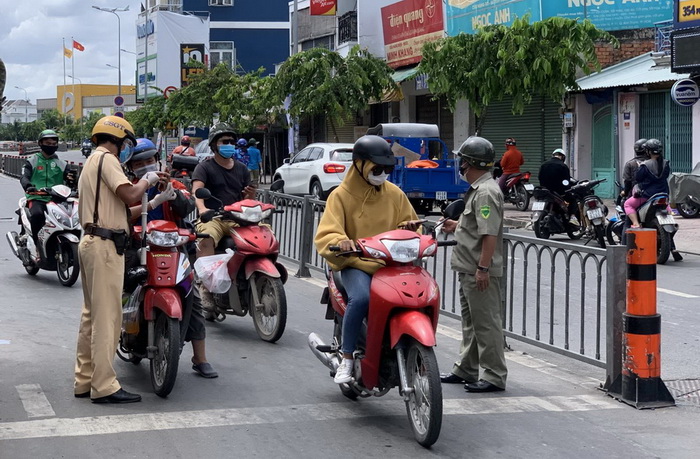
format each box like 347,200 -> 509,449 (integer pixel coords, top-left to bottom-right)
270,179 -> 285,192
442,199 -> 465,220
195,188 -> 212,200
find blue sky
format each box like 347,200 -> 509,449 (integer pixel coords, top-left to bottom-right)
1,0 -> 143,102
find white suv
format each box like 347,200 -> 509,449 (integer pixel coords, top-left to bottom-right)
272,143 -> 354,200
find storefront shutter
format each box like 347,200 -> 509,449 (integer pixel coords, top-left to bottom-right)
639,91 -> 693,173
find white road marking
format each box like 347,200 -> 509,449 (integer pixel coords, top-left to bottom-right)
0,339 -> 10,345
0,395 -> 619,441
15,384 -> 55,419
657,288 -> 699,299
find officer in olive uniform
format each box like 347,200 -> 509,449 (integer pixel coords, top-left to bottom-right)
439,136 -> 508,393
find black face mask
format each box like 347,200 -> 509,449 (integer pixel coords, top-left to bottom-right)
40,145 -> 59,156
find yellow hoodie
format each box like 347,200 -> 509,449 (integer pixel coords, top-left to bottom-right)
314,160 -> 418,275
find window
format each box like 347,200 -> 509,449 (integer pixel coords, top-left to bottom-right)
292,148 -> 312,164
209,0 -> 232,6
331,149 -> 353,161
301,35 -> 335,52
308,148 -> 323,161
210,41 -> 235,70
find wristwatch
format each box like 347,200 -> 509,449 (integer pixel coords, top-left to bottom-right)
476,265 -> 490,273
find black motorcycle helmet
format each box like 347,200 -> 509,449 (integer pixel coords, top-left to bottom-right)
643,138 -> 663,156
634,138 -> 648,155
457,136 -> 495,170
352,135 -> 395,166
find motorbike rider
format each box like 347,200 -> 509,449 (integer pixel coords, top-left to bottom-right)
538,149 -> 578,223
19,129 -> 76,252
623,139 -> 683,261
124,138 -> 218,378
235,138 -> 250,166
168,135 -> 196,164
314,135 -> 422,384
621,138 -> 649,198
191,123 -> 256,320
497,138 -> 524,194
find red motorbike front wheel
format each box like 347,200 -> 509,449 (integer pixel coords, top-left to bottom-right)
151,312 -> 180,398
404,340 -> 442,448
251,274 -> 287,343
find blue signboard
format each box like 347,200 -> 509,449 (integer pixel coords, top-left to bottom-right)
446,0 -> 541,36
542,0 -> 673,31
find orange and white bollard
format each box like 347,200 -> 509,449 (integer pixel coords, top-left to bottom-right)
607,228 -> 675,409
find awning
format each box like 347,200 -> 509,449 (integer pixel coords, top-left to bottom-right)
576,52 -> 690,91
392,66 -> 420,83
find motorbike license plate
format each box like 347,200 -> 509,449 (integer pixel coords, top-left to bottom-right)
532,201 -> 546,211
524,184 -> 535,191
435,191 -> 447,201
586,208 -> 604,220
657,214 -> 676,225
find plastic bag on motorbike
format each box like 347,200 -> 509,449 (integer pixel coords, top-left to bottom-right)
122,285 -> 142,335
194,249 -> 234,294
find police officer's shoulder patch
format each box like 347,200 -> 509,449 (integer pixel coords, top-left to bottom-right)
480,205 -> 490,219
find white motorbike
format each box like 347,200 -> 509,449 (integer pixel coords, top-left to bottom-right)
6,185 -> 82,286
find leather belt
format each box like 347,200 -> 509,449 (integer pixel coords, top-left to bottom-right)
84,224 -> 118,240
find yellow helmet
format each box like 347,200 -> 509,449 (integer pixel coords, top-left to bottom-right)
91,115 -> 136,146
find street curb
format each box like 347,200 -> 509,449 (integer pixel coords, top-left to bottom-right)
504,217 -> 530,229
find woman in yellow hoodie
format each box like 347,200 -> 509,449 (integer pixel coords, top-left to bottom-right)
314,135 -> 421,384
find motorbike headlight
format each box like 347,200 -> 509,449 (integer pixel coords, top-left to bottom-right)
146,230 -> 189,247
381,238 -> 421,263
422,242 -> 437,258
231,205 -> 272,223
50,207 -> 71,228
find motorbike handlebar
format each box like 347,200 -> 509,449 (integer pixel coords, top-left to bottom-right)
196,233 -> 211,239
437,240 -> 457,247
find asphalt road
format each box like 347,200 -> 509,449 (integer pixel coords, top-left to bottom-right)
1,172 -> 699,457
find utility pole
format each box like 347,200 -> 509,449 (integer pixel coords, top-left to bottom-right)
93,5 -> 129,97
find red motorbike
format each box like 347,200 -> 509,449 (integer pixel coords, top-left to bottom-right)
308,207 -> 460,448
117,200 -> 198,397
493,161 -> 533,211
194,187 -> 288,342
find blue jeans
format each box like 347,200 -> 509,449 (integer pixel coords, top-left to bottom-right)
340,268 -> 372,355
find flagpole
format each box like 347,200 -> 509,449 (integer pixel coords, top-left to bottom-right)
62,37 -> 67,129
71,37 -> 76,122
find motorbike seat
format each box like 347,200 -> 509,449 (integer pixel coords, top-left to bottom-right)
331,270 -> 348,303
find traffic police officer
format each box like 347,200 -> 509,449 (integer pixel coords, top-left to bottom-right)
74,116 -> 165,403
439,136 -> 508,392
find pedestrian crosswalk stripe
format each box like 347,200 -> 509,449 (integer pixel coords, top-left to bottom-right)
0,395 -> 619,441
15,384 -> 55,419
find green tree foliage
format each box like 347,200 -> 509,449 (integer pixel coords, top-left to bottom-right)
420,15 -> 617,133
166,64 -> 233,128
39,109 -> 63,130
126,95 -> 168,137
272,46 -> 396,141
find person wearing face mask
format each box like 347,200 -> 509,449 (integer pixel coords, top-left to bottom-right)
314,135 -> 423,384
74,116 -> 168,403
191,123 -> 256,329
439,136 -> 508,393
20,130 -> 76,251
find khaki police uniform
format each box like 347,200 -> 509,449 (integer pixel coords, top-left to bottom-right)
74,148 -> 131,398
450,172 -> 508,389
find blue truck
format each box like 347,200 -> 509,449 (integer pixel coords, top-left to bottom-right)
366,123 -> 466,214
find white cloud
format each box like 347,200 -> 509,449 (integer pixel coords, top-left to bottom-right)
1,0 -> 142,102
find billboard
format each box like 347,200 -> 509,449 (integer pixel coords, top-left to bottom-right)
311,0 -> 337,16
446,0 -> 539,35
381,0 -> 445,68
542,0 -> 673,31
180,44 -> 206,87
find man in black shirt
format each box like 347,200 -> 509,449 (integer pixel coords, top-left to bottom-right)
192,123 -> 256,327
192,123 -> 256,258
538,149 -> 571,196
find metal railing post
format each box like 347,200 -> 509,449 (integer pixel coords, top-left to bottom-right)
295,195 -> 314,278
604,244 -> 627,389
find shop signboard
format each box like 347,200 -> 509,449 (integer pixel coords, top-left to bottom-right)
542,0 -> 672,31
381,0 -> 445,68
446,0 -> 539,36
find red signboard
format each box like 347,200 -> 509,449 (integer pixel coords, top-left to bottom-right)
381,0 -> 444,69
311,0 -> 337,16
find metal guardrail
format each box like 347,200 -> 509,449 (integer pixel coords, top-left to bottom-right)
258,191 -> 626,383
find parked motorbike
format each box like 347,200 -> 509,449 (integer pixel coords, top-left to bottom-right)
170,154 -> 199,191
605,181 -> 626,246
6,184 -> 81,286
531,182 -> 583,241
492,161 -> 534,211
605,181 -> 678,264
117,197 -> 199,397
572,179 -> 608,248
669,164 -> 700,219
194,183 -> 288,343
307,202 -> 463,448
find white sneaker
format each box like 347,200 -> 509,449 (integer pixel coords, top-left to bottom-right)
334,359 -> 353,384
569,216 -> 579,226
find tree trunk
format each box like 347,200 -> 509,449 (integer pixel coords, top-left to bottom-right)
474,105 -> 488,136
329,117 -> 340,143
